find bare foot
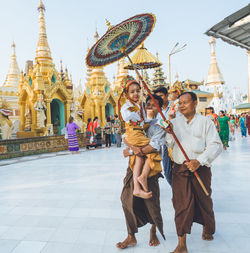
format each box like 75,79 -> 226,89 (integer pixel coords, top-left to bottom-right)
133,189 -> 152,199
170,245 -> 188,253
149,225 -> 160,247
116,234 -> 137,249
70,151 -> 73,155
76,151 -> 80,154
137,175 -> 148,192
202,226 -> 214,241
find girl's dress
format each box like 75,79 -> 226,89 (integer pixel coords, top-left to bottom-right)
121,101 -> 161,177
218,116 -> 229,147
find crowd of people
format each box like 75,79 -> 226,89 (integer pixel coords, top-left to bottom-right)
205,107 -> 250,150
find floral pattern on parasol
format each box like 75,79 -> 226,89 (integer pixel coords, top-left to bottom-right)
86,13 -> 156,68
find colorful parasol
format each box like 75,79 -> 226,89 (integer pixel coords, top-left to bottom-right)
86,13 -> 156,68
124,43 -> 162,70
86,14 -> 209,196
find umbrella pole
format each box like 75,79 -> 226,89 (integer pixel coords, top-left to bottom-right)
124,51 -> 209,196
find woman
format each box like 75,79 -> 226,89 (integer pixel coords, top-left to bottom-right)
229,115 -> 236,140
93,116 -> 102,148
218,110 -> 230,150
240,113 -> 247,138
86,118 -> 94,149
66,116 -> 80,154
104,116 -> 112,148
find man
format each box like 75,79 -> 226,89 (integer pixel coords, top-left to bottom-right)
113,114 -> 122,147
116,95 -> 166,249
154,86 -> 173,186
246,111 -> 250,136
165,92 -> 223,253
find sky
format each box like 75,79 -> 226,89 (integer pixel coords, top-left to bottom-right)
0,0 -> 249,95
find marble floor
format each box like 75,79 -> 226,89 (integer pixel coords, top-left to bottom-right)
0,134 -> 249,253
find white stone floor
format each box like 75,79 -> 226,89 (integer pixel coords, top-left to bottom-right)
0,134 -> 249,253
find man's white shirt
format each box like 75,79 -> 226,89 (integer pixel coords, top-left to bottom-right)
165,113 -> 223,167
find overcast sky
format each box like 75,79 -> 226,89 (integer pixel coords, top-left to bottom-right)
0,0 -> 249,95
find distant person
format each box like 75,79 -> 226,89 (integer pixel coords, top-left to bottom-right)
110,115 -> 116,144
218,110 -> 230,150
86,118 -> 94,149
105,116 -> 112,148
229,115 -> 236,140
246,111 -> 250,136
113,114 -> 122,147
93,116 -> 100,134
66,116 -> 80,154
239,113 -> 247,138
206,107 -> 220,132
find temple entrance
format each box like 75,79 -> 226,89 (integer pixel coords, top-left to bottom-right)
50,99 -> 65,135
105,103 -> 114,119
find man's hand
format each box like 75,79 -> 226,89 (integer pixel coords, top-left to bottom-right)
131,146 -> 143,156
185,159 -> 200,173
123,147 -> 130,158
162,122 -> 173,134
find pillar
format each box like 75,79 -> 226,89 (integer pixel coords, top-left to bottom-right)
101,105 -> 106,126
31,105 -> 36,131
66,102 -> 71,124
46,101 -> 51,125
247,51 -> 250,103
19,102 -> 25,131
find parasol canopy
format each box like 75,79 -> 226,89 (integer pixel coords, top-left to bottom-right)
124,43 -> 162,70
86,13 -> 156,68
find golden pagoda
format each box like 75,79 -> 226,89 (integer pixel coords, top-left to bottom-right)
80,31 -> 118,126
17,0 -> 73,137
0,42 -> 20,122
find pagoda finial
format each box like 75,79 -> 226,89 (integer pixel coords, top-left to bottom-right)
3,41 -> 20,87
38,0 -> 45,12
94,28 -> 99,42
105,19 -> 112,30
35,0 -> 52,62
206,36 -> 224,86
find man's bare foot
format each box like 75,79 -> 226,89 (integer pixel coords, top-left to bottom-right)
133,189 -> 152,199
137,175 -> 148,192
149,225 -> 160,246
202,226 -> 214,241
170,245 -> 188,253
116,234 -> 137,249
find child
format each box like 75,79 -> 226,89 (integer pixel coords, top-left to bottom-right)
120,75 -> 161,199
168,81 -> 186,119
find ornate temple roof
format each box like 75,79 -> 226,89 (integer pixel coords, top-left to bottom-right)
124,43 -> 161,70
3,42 -> 20,88
206,37 -> 224,86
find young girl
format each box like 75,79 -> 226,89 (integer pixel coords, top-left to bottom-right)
120,75 -> 161,199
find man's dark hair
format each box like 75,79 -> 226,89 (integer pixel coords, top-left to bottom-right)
114,114 -> 118,118
153,86 -> 168,95
146,94 -> 163,108
179,91 -> 197,102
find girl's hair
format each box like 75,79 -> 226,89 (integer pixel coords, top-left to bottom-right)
87,118 -> 91,128
93,116 -> 98,121
106,116 -> 111,122
69,116 -> 74,123
220,110 -> 225,116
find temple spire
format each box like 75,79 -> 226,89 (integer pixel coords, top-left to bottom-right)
206,37 -> 224,86
35,0 -> 52,62
3,41 -> 20,87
